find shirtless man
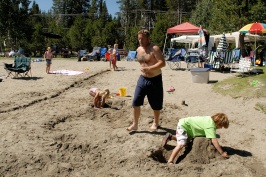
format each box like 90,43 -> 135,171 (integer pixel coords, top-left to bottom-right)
126,29 -> 166,132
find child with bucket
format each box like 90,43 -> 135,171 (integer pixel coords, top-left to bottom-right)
89,88 -> 110,109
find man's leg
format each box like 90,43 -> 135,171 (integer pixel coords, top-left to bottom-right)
150,110 -> 160,131
126,106 -> 140,131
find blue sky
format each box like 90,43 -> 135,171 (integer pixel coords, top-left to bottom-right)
31,0 -> 119,17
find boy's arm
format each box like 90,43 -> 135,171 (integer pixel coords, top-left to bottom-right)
211,138 -> 229,158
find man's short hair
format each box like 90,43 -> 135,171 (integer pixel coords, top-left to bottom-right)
138,29 -> 150,37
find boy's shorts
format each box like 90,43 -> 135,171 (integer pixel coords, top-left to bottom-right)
46,59 -> 52,64
176,122 -> 188,145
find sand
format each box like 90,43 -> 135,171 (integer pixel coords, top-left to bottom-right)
0,59 -> 266,177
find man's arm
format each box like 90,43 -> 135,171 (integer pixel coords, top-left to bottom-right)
211,138 -> 229,158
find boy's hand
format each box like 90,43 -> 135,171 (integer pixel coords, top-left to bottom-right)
221,151 -> 229,158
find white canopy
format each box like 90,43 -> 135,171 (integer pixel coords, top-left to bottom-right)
170,35 -> 214,51
170,35 -> 199,43
212,32 -> 240,48
212,31 -> 266,48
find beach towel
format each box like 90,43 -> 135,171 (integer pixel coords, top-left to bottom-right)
51,70 -> 85,75
198,29 -> 206,48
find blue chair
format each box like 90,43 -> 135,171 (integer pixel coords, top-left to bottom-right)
126,51 -> 137,61
166,48 -> 186,70
186,49 -> 199,69
87,46 -> 101,61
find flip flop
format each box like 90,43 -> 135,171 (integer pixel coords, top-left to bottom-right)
166,86 -> 175,92
161,133 -> 172,147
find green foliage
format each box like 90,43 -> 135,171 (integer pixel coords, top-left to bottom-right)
30,23 -> 45,56
125,26 -> 139,50
68,16 -> 86,50
249,0 -> 266,23
151,15 -> 171,50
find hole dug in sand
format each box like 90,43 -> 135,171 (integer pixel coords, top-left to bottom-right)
151,137 -> 224,164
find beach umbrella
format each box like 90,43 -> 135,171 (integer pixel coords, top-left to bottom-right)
239,22 -> 266,65
239,22 -> 266,34
216,33 -> 228,52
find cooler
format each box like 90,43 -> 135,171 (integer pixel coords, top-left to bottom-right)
190,68 -> 210,83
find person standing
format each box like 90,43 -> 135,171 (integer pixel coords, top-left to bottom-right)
112,44 -> 119,71
44,47 -> 53,74
198,25 -> 209,68
126,29 -> 166,132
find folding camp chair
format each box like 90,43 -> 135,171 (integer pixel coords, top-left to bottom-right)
99,48 -> 107,61
229,48 -> 241,69
221,51 -> 233,68
4,56 -> 32,78
126,51 -> 137,61
78,50 -> 87,61
230,57 -> 252,77
83,46 -> 101,61
186,49 -> 199,69
166,48 -> 186,70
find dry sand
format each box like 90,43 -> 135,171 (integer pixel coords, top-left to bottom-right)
0,59 -> 266,177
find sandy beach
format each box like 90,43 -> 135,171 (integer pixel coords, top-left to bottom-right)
0,58 -> 266,176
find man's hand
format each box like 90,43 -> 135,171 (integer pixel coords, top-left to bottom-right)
140,66 -> 150,73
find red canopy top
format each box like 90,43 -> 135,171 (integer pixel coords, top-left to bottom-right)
167,22 -> 200,34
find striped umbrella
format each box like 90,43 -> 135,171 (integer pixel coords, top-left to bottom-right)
216,33 -> 228,52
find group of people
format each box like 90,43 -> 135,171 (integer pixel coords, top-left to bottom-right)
89,29 -> 229,164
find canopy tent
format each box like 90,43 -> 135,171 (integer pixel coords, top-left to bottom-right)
169,35 -> 214,51
170,35 -> 199,43
170,35 -> 199,50
163,22 -> 201,53
212,32 -> 240,48
166,22 -> 200,34
212,31 -> 266,49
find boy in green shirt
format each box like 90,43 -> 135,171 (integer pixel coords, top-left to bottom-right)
162,113 -> 229,164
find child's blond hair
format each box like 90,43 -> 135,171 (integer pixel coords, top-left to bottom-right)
211,113 -> 229,128
99,88 -> 110,98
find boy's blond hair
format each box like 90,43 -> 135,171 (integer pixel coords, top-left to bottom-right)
211,113 -> 229,128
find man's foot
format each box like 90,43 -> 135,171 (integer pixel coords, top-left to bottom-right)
150,123 -> 159,132
161,133 -> 172,147
126,124 -> 138,132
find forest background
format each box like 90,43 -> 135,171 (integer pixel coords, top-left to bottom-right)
0,0 -> 266,56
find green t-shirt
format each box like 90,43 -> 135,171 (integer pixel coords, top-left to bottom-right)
179,116 -> 216,138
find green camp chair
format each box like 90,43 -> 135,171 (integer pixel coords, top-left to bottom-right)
4,56 -> 32,78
